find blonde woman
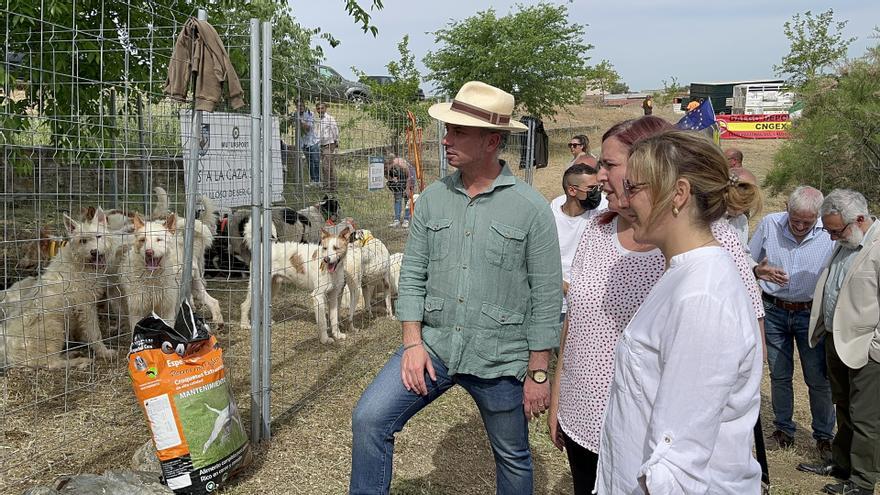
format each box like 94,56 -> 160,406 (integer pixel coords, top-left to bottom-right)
596,131 -> 764,493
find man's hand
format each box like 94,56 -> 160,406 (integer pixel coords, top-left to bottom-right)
755,257 -> 789,286
400,344 -> 436,396
524,376 -> 551,420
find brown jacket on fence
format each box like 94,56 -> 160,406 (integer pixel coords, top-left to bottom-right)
165,18 -> 245,112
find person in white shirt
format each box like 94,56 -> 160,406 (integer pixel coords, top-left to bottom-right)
597,130 -> 764,494
316,102 -> 339,191
551,160 -> 607,321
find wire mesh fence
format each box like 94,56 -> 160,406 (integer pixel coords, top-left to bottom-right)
0,3 -> 549,492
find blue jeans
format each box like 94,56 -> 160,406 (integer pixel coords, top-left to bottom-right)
350,347 -> 532,494
303,143 -> 320,183
392,192 -> 411,222
763,302 -> 835,440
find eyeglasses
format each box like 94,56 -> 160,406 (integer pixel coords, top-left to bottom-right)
568,142 -> 583,148
622,178 -> 647,198
822,222 -> 852,237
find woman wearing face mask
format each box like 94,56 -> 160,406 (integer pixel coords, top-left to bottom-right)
550,160 -> 607,324
597,130 -> 764,493
547,116 -> 763,494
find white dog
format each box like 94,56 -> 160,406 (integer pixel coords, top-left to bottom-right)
340,251 -> 403,319
239,227 -> 350,344
340,230 -> 394,331
0,210 -> 117,369
120,198 -> 223,332
202,401 -> 244,455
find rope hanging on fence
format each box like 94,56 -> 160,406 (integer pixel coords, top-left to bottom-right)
405,110 -> 423,217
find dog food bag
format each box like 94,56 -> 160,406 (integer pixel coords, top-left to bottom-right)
129,302 -> 250,494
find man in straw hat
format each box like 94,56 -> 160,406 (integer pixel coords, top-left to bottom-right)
350,81 -> 562,494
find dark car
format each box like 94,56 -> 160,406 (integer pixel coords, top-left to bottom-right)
299,65 -> 371,103
364,75 -> 425,101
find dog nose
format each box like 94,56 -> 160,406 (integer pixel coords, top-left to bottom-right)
90,249 -> 98,257
323,256 -> 331,263
145,249 -> 154,257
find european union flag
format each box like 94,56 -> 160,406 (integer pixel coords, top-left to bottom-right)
676,99 -> 717,131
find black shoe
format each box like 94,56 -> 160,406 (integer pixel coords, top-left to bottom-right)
822,480 -> 875,495
770,429 -> 794,449
797,461 -> 850,479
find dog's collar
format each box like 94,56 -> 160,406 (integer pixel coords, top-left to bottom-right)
358,230 -> 375,247
48,239 -> 68,258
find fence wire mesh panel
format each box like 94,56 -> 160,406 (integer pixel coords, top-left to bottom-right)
0,3 -> 259,492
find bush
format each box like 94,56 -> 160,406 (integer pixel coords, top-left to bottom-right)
766,41 -> 880,209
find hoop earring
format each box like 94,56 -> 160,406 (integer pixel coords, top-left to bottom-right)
672,206 -> 680,216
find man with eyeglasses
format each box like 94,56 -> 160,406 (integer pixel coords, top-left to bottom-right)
748,186 -> 836,458
798,188 -> 880,495
551,161 -> 607,322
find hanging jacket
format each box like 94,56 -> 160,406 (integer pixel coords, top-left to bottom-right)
165,18 -> 245,112
518,116 -> 549,169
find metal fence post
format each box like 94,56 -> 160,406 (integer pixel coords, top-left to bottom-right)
179,8 -> 208,304
248,17 -> 263,446
260,20 -> 273,440
524,118 -> 536,186
437,117 -> 447,178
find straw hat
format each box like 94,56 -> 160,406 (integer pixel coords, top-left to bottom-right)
428,81 -> 528,133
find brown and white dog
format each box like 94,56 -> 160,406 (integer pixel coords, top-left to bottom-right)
119,197 -> 223,332
0,209 -> 118,369
239,227 -> 350,344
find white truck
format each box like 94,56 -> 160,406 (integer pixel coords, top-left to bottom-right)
731,83 -> 794,115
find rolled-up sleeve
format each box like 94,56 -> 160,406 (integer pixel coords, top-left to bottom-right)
395,194 -> 429,322
638,295 -> 740,493
524,204 -> 563,350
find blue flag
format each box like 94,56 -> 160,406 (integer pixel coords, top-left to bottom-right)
676,99 -> 716,131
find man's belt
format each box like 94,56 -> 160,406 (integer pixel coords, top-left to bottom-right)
762,293 -> 812,312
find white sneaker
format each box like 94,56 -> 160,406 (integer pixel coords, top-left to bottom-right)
388,220 -> 400,227
401,220 -> 409,228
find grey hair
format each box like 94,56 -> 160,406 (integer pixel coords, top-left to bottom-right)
820,188 -> 870,223
787,186 -> 824,214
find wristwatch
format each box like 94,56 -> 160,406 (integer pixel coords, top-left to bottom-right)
528,369 -> 548,384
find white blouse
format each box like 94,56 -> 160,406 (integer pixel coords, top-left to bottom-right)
596,246 -> 763,494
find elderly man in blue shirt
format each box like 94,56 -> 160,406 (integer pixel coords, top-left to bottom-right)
348,81 -> 562,495
749,186 -> 835,459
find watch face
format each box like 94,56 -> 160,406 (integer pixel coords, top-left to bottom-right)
531,370 -> 548,383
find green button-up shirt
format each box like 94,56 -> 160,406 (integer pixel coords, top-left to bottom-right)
396,163 -> 563,380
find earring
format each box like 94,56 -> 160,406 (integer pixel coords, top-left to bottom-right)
672,206 -> 680,216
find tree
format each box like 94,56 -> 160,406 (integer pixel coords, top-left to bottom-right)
0,0 -> 383,155
774,9 -> 856,90
353,35 -> 428,141
584,60 -> 622,95
423,3 -> 592,118
655,76 -> 687,105
766,39 -> 880,209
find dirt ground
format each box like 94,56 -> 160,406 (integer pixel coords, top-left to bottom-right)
2,100 -> 875,495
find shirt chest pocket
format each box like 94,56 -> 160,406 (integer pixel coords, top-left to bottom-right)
427,219 -> 453,261
485,222 -> 527,271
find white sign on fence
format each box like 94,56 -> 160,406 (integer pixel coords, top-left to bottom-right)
368,156 -> 385,191
180,111 -> 284,208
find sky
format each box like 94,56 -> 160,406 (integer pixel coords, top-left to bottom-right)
289,0 -> 878,94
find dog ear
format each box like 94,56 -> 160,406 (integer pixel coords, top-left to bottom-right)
63,213 -> 79,235
164,213 -> 177,232
93,206 -> 108,225
339,226 -> 352,241
132,213 -> 145,230
320,228 -> 330,240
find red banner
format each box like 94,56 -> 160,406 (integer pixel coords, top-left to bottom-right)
716,114 -> 790,139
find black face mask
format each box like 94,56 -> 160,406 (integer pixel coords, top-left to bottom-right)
579,187 -> 602,211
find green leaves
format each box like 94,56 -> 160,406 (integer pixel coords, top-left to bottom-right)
767,41 -> 880,208
423,3 -> 592,119
774,9 -> 856,91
